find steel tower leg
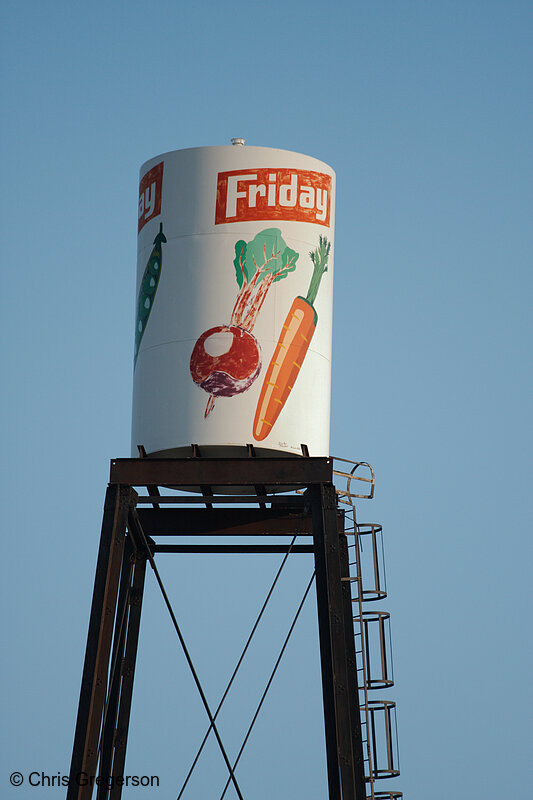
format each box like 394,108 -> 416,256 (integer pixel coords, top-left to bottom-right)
67,485 -> 135,800
309,483 -> 366,800
96,536 -> 135,796
107,550 -> 146,799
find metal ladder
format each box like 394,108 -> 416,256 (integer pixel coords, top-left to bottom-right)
333,458 -> 402,800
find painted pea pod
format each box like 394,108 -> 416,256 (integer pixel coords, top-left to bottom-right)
134,222 -> 166,365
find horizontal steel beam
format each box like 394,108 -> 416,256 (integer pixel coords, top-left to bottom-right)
110,457 -> 333,488
136,508 -> 314,537
136,494 -> 307,506
151,544 -> 314,554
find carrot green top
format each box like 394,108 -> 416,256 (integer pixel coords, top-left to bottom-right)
306,236 -> 331,307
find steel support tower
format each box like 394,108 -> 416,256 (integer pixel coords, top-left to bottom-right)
67,455 -> 366,800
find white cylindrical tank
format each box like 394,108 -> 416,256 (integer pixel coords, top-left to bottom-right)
132,144 -> 335,457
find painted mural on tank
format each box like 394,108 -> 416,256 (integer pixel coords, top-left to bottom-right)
189,228 -> 299,418
131,146 -> 335,458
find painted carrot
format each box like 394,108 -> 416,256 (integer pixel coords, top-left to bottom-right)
253,236 -> 330,441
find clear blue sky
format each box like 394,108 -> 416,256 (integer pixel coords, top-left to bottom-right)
2,1 -> 532,798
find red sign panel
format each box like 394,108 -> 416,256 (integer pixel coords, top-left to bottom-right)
138,162 -> 164,233
215,168 -> 331,227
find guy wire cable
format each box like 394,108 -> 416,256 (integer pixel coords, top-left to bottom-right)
218,570 -> 316,800
177,511 -> 306,799
130,507 -> 245,800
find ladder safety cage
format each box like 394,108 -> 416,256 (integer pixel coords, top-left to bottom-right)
353,611 -> 394,691
350,524 -> 388,603
366,701 -> 401,781
332,456 -> 402,800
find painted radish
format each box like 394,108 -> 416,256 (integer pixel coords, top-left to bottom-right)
190,229 -> 299,417
190,325 -> 261,410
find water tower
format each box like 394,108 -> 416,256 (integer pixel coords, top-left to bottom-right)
67,143 -> 401,799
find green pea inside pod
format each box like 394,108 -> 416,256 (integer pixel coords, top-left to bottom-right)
134,222 -> 166,366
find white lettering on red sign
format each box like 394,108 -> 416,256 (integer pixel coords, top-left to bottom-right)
215,168 -> 331,226
138,162 -> 164,234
